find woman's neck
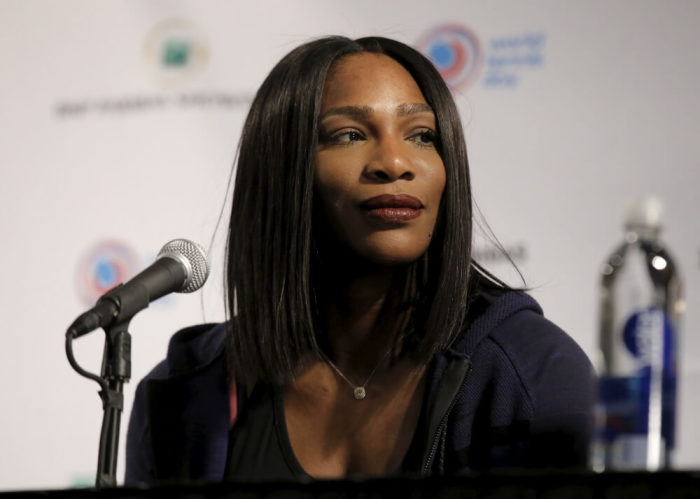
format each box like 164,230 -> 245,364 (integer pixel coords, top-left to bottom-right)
320,263 -> 399,371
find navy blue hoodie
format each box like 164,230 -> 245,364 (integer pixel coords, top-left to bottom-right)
125,290 -> 594,484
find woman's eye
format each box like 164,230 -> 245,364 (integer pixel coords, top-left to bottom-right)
323,130 -> 365,145
409,129 -> 437,147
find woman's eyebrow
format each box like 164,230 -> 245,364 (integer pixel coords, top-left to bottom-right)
319,105 -> 372,121
319,103 -> 434,122
396,103 -> 434,116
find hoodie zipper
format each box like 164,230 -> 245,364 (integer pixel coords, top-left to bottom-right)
422,359 -> 472,474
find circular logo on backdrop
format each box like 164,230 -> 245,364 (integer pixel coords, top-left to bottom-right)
416,25 -> 483,92
76,240 -> 140,306
142,18 -> 210,89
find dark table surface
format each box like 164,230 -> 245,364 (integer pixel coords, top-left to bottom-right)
3,470 -> 700,498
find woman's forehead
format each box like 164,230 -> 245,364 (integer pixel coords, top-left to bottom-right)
320,53 -> 428,112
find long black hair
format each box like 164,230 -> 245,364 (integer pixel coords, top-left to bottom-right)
226,36 -> 485,391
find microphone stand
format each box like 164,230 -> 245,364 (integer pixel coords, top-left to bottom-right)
66,319 -> 132,488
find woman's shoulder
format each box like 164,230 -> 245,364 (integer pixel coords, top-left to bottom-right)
444,289 -> 595,470
487,291 -> 583,356
452,288 -> 541,355
433,288 -> 595,470
126,322 -> 231,485
144,322 -> 228,381
453,288 -> 594,393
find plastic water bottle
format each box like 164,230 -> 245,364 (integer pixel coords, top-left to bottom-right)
593,196 -> 683,471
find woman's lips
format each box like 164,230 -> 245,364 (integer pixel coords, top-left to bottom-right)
359,194 -> 423,222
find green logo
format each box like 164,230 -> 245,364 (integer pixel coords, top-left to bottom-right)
143,19 -> 210,89
162,39 -> 190,67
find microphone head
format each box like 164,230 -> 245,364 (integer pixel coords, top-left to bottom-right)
156,239 -> 210,293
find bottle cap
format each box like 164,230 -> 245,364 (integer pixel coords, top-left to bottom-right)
624,196 -> 662,229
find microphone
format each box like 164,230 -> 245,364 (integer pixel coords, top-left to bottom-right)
67,239 -> 210,338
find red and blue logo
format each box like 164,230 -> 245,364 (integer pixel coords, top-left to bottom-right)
76,240 -> 140,306
417,25 -> 483,92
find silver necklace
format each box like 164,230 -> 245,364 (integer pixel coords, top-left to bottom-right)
319,349 -> 391,400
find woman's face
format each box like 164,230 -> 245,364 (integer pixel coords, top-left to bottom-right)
314,53 -> 446,266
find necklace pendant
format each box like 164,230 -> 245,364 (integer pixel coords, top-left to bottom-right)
353,386 -> 366,400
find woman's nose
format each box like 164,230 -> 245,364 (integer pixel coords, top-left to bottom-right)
363,137 -> 415,182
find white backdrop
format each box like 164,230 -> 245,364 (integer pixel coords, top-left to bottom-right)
1,0 -> 698,490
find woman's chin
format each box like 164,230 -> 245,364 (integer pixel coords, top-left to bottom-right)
352,246 -> 428,268
315,230 -> 431,270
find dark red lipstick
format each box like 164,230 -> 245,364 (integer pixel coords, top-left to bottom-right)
360,194 -> 423,222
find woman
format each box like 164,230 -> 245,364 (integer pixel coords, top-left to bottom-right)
125,36 -> 594,484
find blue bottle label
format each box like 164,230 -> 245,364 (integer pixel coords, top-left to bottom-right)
597,308 -> 677,457
622,307 -> 675,372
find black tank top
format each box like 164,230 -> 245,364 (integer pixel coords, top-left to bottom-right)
224,382 -> 425,481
